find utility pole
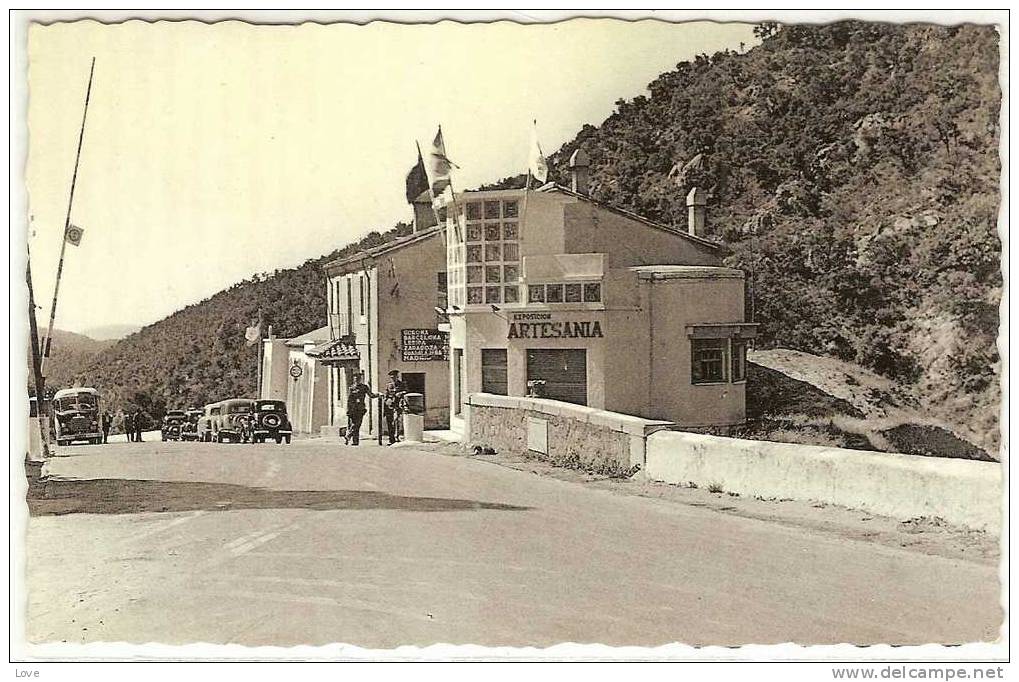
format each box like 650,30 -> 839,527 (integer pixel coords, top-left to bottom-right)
41,57 -> 95,375
27,244 -> 51,457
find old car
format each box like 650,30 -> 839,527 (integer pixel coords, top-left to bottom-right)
52,387 -> 103,446
197,402 -> 222,442
214,398 -> 255,443
179,408 -> 204,441
251,399 -> 293,444
161,409 -> 187,441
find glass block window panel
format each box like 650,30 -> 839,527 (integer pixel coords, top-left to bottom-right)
503,264 -> 519,282
467,245 -> 482,263
546,283 -> 564,303
466,265 -> 483,284
502,222 -> 518,240
503,285 -> 520,304
484,243 -> 501,262
503,243 -> 519,262
584,283 -> 602,302
467,286 -> 484,305
485,286 -> 502,304
484,200 -> 501,219
466,202 -> 482,220
485,265 -> 501,283
466,223 -> 482,242
565,283 -> 583,303
528,285 -> 545,303
503,200 -> 519,218
484,223 -> 501,242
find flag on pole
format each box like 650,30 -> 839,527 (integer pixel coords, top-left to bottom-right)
528,120 -> 549,184
426,126 -> 454,196
64,224 -> 84,247
405,144 -> 430,204
245,323 -> 261,346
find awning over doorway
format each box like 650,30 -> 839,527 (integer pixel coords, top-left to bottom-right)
306,338 -> 360,363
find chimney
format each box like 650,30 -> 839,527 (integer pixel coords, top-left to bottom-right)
568,149 -> 590,195
686,186 -> 707,236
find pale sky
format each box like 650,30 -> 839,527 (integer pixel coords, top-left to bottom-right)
26,18 -> 758,335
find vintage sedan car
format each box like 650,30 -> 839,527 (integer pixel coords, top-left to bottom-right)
179,408 -> 204,441
251,399 -> 293,444
161,409 -> 187,441
214,398 -> 255,443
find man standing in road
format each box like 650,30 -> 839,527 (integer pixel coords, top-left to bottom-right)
101,411 -> 112,444
124,411 -> 135,443
382,369 -> 406,446
133,409 -> 145,443
344,372 -> 375,446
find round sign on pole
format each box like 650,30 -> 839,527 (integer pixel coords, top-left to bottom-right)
289,363 -> 303,379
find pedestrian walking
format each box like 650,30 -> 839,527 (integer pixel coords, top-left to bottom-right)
133,409 -> 145,443
382,369 -> 406,446
124,411 -> 135,442
101,411 -> 112,444
344,372 -> 375,446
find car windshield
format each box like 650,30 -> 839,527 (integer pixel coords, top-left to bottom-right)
56,394 -> 97,412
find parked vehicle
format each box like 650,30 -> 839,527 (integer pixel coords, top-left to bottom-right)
161,409 -> 187,441
251,399 -> 293,444
52,387 -> 102,446
180,408 -> 204,441
214,398 -> 255,443
197,403 -> 221,442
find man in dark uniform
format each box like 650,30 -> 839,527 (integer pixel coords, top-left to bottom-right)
101,411 -> 112,444
382,369 -> 407,445
124,411 -> 135,442
344,372 -> 374,446
133,409 -> 145,443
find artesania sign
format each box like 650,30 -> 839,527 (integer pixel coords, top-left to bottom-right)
507,312 -> 604,339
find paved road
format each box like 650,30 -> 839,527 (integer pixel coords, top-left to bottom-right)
25,439 -> 1001,648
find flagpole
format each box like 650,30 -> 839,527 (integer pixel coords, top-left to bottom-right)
42,57 -> 95,375
27,243 -> 51,457
255,309 -> 264,399
417,139 -> 444,242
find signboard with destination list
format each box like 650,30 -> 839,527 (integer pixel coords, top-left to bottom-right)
401,329 -> 448,362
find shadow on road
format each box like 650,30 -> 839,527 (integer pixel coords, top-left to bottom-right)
27,477 -> 531,516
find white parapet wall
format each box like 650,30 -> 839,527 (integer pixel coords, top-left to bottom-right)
646,431 -> 1003,532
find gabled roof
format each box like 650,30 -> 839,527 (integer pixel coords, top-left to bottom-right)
285,325 -> 331,348
323,227 -> 441,276
536,183 -> 722,251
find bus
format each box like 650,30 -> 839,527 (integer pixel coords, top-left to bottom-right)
52,387 -> 103,446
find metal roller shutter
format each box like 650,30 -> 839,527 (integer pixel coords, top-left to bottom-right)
526,349 -> 587,406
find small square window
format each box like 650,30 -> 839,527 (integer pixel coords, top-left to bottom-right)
502,222 -> 518,240
546,284 -> 564,303
565,283 -> 583,303
503,200 -> 519,218
528,285 -> 545,303
485,265 -> 501,283
503,285 -> 520,303
437,206 -> 447,223
484,223 -> 501,241
503,243 -> 519,262
484,200 -> 501,219
466,202 -> 482,220
466,223 -> 482,242
466,265 -> 483,284
584,283 -> 601,302
503,264 -> 519,282
467,286 -> 484,305
467,245 -> 482,263
484,243 -> 501,262
485,286 -> 502,304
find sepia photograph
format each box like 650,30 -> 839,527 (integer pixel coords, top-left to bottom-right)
9,8 -> 1008,669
